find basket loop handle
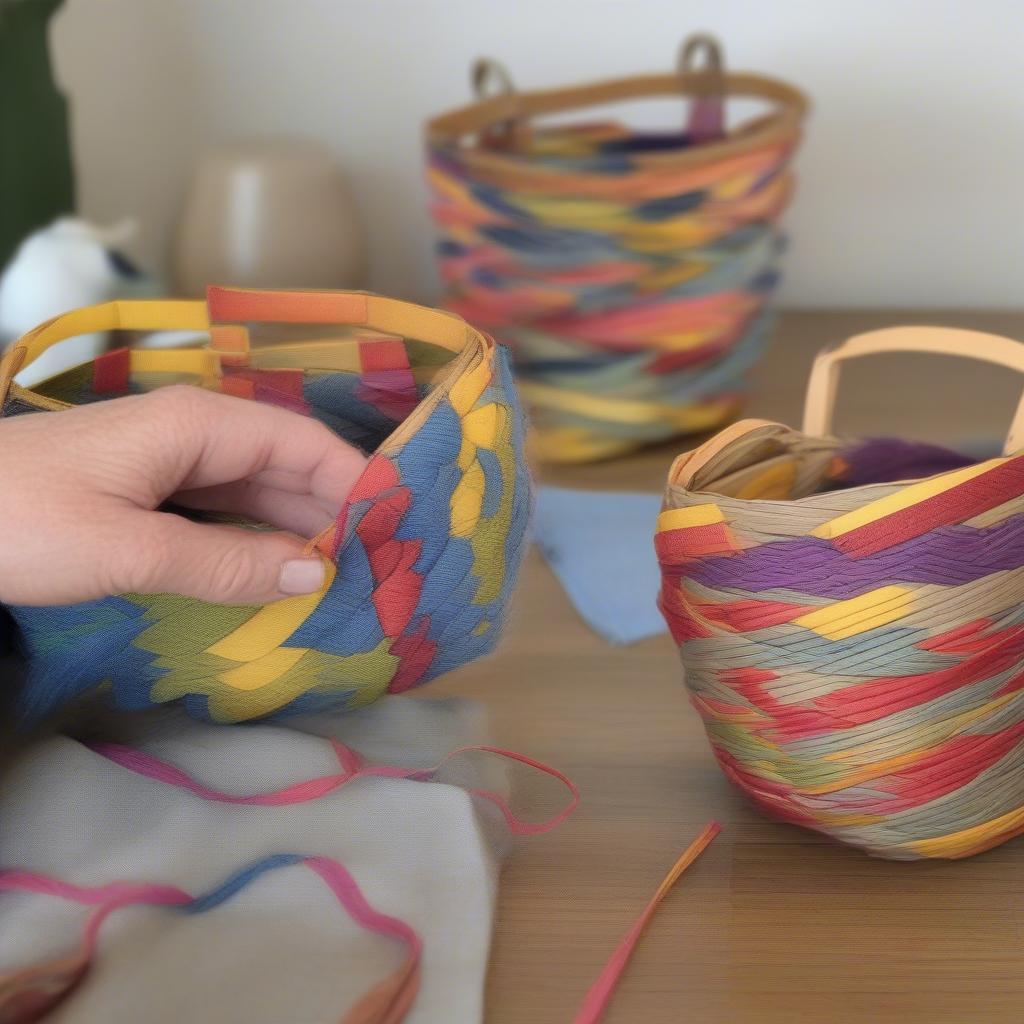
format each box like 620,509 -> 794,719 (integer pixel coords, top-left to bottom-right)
472,57 -> 516,100
471,57 -> 528,150
678,32 -> 726,142
802,325 -> 1024,455
205,287 -> 469,353
0,300 -> 211,410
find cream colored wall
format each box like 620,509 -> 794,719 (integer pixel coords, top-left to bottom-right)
51,0 -> 1024,308
51,1 -> 204,280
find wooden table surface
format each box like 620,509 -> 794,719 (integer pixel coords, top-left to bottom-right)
428,310 -> 1024,1024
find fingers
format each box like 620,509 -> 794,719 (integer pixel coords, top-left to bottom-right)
116,511 -> 328,605
146,388 -> 368,511
0,387 -> 361,608
172,482 -> 337,539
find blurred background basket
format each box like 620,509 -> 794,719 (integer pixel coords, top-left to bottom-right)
656,326 -> 1024,860
427,34 -> 808,463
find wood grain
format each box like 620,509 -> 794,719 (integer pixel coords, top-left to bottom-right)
425,310 -> 1024,1024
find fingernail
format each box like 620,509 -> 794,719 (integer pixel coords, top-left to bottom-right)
279,558 -> 326,596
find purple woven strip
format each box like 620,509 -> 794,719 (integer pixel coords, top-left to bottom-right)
689,513 -> 1024,598
839,438 -> 977,487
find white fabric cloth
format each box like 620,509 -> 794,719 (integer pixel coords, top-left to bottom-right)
0,697 -> 501,1024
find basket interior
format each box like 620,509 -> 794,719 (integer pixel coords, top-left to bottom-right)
684,423 -> 983,502
9,324 -> 462,458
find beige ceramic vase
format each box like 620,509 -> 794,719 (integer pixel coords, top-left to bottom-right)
172,140 -> 366,296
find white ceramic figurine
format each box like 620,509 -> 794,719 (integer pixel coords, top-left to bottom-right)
0,217 -> 144,386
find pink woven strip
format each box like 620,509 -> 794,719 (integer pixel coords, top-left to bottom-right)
573,824 -> 721,1024
88,739 -> 579,835
0,857 -> 421,1024
4,737 -> 580,1023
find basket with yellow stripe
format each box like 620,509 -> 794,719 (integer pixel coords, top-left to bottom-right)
656,326 -> 1024,859
0,287 -> 530,724
427,34 -> 808,463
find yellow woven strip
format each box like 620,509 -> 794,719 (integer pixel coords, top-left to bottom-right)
209,324 -> 250,366
735,460 -> 797,500
12,300 -> 209,376
449,357 -> 492,415
251,341 -> 363,373
801,694 -> 1020,795
643,327 -> 724,352
111,299 -> 210,333
461,402 -> 499,447
797,749 -> 927,795
206,560 -> 336,663
656,504 -> 724,532
426,165 -> 496,220
824,692 -> 1019,766
529,427 -> 636,464
218,646 -> 309,692
520,380 -> 736,427
451,460 -> 486,538
815,811 -> 887,827
909,805 -> 1024,859
363,295 -> 468,353
793,585 -> 914,641
638,262 -> 710,292
456,437 -> 476,473
810,457 -> 1009,540
129,349 -> 221,378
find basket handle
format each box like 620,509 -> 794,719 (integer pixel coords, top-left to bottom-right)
472,58 -> 516,100
471,57 -> 528,150
678,33 -> 726,142
0,300 -> 212,408
206,287 -> 470,353
802,325 -> 1024,455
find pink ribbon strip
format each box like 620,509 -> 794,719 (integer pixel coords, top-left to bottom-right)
573,823 -> 721,1024
0,734 -> 579,1023
87,738 -> 579,835
0,854 -> 421,1024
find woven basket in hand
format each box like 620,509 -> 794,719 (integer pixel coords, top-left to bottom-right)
0,288 -> 531,724
656,326 -> 1024,859
427,34 -> 808,463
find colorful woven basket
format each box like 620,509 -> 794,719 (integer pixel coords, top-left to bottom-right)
656,326 -> 1024,860
427,35 -> 808,463
0,288 -> 531,725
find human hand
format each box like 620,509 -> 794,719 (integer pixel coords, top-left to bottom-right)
0,387 -> 368,606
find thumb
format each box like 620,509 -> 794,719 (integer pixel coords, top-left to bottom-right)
121,511 -> 328,605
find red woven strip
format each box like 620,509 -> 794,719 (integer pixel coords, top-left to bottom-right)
358,339 -> 419,419
224,368 -> 309,414
657,587 -> 713,644
368,540 -> 423,638
655,523 -> 738,565
388,617 -> 436,693
993,666 -> 1024,698
698,597 -> 808,632
228,368 -> 306,399
717,625 -> 1024,743
220,377 -> 255,400
919,616 -> 999,655
803,623 -> 1024,734
879,724 -> 1024,806
207,286 -> 368,325
648,342 -> 734,374
722,666 -> 858,740
92,347 -> 130,394
359,339 -> 410,373
831,458 -> 1024,558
